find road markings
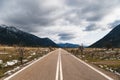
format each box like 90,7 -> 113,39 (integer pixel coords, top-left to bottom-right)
4,50 -> 56,80
59,50 -> 63,80
70,53 -> 114,80
55,50 -> 60,80
55,49 -> 63,80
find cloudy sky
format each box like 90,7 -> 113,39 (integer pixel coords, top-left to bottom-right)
0,0 -> 120,46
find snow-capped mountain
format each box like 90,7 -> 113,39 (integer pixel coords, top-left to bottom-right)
0,25 -> 58,47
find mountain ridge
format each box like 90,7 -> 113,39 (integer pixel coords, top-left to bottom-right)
89,24 -> 120,48
0,25 -> 58,47
58,43 -> 80,48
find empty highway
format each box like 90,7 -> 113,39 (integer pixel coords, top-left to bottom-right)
4,49 -> 114,80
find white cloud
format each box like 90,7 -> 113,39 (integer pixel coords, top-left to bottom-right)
0,0 -> 120,45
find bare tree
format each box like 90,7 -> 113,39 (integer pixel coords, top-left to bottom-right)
79,44 -> 84,54
17,47 -> 25,64
49,46 -> 53,51
105,42 -> 113,50
3,47 -> 6,54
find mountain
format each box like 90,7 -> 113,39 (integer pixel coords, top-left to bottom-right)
0,25 -> 58,47
58,43 -> 80,48
89,24 -> 120,48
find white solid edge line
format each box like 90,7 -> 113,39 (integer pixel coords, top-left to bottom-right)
55,50 -> 60,80
70,54 -> 114,80
4,50 -> 56,80
59,50 -> 63,80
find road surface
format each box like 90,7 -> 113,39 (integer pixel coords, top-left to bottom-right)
4,48 -> 114,80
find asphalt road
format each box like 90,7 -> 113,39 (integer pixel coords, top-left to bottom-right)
4,48 -> 114,80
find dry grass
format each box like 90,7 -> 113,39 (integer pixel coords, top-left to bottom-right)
0,46 -> 54,78
65,48 -> 120,75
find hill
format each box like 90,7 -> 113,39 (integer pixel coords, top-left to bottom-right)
0,25 -> 58,47
90,24 -> 120,48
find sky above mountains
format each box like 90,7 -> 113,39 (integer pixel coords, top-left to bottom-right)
0,0 -> 120,46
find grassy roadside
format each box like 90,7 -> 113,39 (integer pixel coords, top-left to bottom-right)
65,48 -> 120,76
0,46 -> 54,78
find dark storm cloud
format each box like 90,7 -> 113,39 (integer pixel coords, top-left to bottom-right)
0,0 -> 58,32
0,0 -> 4,7
84,24 -> 99,31
79,1 -> 111,21
58,33 -> 75,41
64,0 -> 120,27
0,0 -> 120,33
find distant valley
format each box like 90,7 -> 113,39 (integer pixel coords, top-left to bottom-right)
58,43 -> 80,48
